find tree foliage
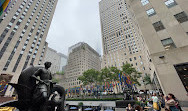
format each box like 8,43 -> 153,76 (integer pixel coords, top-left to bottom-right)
143,74 -> 152,85
56,71 -> 64,75
78,102 -> 83,107
121,63 -> 142,86
78,69 -> 100,85
52,78 -> 60,83
78,63 -> 142,86
100,67 -> 112,82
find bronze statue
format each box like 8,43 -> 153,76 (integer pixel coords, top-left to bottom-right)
0,62 -> 65,111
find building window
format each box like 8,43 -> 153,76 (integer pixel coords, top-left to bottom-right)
165,0 -> 177,8
174,12 -> 188,23
161,38 -> 176,50
152,21 -> 165,32
129,58 -> 132,61
12,54 -> 23,72
134,57 -> 137,60
141,0 -> 149,6
146,8 -> 156,17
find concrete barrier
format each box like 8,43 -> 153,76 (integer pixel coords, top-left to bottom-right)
66,101 -> 116,107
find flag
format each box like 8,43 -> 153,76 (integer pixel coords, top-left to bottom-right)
4,0 -> 11,12
119,73 -> 122,85
3,83 -> 8,92
0,0 -> 10,16
2,0 -> 10,11
9,86 -> 13,91
124,74 -> 128,85
0,0 -> 6,7
0,5 -> 3,16
107,82 -> 110,89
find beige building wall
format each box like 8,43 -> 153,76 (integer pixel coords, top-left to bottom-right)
64,42 -> 101,89
99,0 -> 150,90
0,0 -> 58,96
44,47 -> 61,74
128,0 -> 188,105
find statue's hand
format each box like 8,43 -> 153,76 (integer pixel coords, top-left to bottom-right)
48,80 -> 56,84
39,80 -> 48,86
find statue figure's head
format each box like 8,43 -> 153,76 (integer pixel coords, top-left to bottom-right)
44,62 -> 52,69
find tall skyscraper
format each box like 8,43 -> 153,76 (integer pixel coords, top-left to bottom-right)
58,53 -> 67,72
64,42 -> 101,89
99,0 -> 150,90
44,47 -> 62,74
127,0 -> 188,105
44,47 -> 67,74
0,0 -> 58,96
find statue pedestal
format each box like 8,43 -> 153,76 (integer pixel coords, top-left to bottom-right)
115,100 -> 135,108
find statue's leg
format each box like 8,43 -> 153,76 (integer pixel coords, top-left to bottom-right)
39,103 -> 48,111
39,84 -> 48,101
55,86 -> 65,111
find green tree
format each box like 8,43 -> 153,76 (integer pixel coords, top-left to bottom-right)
100,67 -> 112,83
143,74 -> 152,85
109,66 -> 121,81
78,69 -> 100,85
121,63 -> 142,86
56,71 -> 64,75
78,102 -> 83,111
52,78 -> 60,83
78,102 -> 83,107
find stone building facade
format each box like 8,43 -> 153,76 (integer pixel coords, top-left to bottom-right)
64,42 -> 101,89
99,0 -> 151,90
44,47 -> 67,74
0,0 -> 58,96
127,0 -> 188,105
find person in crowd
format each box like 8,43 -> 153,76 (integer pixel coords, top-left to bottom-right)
137,96 -> 140,101
126,104 -> 133,111
174,96 -> 183,111
146,101 -> 153,111
140,99 -> 145,110
165,93 -> 179,111
159,93 -> 165,108
152,93 -> 159,111
135,105 -> 143,111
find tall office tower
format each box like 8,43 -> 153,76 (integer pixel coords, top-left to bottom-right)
58,53 -> 67,72
127,0 -> 188,105
44,47 -> 61,74
44,47 -> 67,74
64,42 -> 101,89
0,0 -> 58,96
99,0 -> 150,90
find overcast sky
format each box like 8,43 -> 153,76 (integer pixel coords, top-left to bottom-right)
46,0 -> 102,56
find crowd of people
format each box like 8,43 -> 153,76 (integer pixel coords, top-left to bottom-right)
125,93 -> 183,111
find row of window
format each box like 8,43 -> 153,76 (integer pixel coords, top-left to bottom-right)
143,0 -> 188,23
141,0 -> 187,51
12,0 -> 43,72
22,0 -> 56,69
0,0 -> 29,44
152,11 -> 188,33
38,45 -> 46,65
0,0 -> 18,23
22,0 -> 54,70
0,0 -> 33,62
141,0 -> 177,8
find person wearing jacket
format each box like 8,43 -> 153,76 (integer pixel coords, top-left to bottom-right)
165,93 -> 179,111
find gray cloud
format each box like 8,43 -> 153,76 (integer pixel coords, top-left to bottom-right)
46,0 -> 102,56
